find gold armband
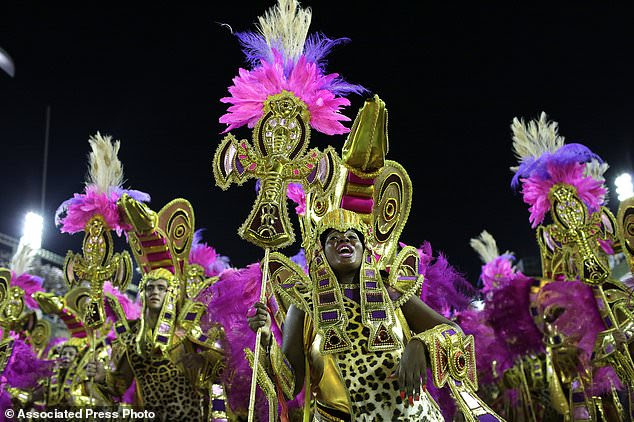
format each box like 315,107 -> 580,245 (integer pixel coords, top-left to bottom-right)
269,339 -> 295,400
413,324 -> 506,422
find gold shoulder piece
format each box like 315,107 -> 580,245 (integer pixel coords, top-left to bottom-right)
104,293 -> 131,338
179,300 -> 223,348
387,246 -> 423,308
268,252 -> 313,315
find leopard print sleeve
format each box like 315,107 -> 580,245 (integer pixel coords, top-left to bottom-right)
386,245 -> 424,308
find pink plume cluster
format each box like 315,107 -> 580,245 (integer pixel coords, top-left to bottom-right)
286,183 -> 306,215
220,51 -> 352,135
10,272 -> 44,310
104,281 -> 141,321
56,186 -> 129,236
521,162 -> 606,228
480,255 -> 517,294
189,230 -> 231,277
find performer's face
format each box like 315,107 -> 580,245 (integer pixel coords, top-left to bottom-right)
59,346 -> 77,368
145,278 -> 168,311
324,229 -> 364,275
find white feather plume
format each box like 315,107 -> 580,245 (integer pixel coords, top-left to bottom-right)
10,240 -> 37,276
470,230 -> 512,264
511,112 -> 565,168
257,0 -> 311,62
86,132 -> 124,194
584,159 -> 609,183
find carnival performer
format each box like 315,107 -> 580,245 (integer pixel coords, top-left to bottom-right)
86,195 -> 228,421
509,112 -> 633,421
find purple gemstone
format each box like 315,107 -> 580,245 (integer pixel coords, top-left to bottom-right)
604,316 -> 613,327
365,281 -> 377,289
164,312 -> 173,319
159,323 -> 170,333
443,329 -> 456,336
212,399 -> 226,411
606,343 -> 615,354
370,310 -> 386,319
319,279 -> 329,287
319,292 -> 335,304
282,283 -> 295,289
156,335 -> 168,343
365,269 -> 375,278
321,311 -> 338,321
116,325 -> 126,334
572,392 -> 585,403
477,415 -> 501,422
397,276 -> 418,281
198,335 -> 208,342
185,312 -> 196,321
573,407 -> 590,419
318,268 -> 327,276
366,293 -> 383,303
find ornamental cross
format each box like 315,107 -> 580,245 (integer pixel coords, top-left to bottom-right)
63,215 -> 132,327
213,91 -> 338,250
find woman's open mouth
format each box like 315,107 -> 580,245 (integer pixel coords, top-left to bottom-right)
336,244 -> 354,258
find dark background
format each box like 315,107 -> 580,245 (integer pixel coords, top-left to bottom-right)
1,2 -> 632,283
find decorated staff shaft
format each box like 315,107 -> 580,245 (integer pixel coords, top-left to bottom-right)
248,248 -> 271,422
213,92 -> 338,422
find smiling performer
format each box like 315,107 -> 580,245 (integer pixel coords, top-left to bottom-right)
247,95 -> 505,421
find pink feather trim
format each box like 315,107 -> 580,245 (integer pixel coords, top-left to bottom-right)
10,272 -> 44,310
57,185 -> 130,236
520,162 -> 606,228
480,255 -> 516,294
286,183 -> 306,215
220,51 -> 352,136
103,281 -> 141,321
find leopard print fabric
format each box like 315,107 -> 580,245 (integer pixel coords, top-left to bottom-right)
332,296 -> 444,421
120,324 -> 203,421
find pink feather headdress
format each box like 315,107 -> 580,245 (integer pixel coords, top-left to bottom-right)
55,133 -> 150,236
219,0 -> 365,136
510,113 -> 607,228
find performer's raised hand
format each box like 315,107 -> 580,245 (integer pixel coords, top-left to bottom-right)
247,301 -> 272,347
84,360 -> 106,383
397,338 -> 428,406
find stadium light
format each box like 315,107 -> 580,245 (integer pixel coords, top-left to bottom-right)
21,212 -> 43,250
615,173 -> 634,202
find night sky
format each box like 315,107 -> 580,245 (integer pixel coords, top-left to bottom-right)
1,2 -> 632,282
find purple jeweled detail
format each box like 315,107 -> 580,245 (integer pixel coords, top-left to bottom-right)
443,328 -> 456,336
319,278 -> 330,287
366,293 -> 383,303
156,335 -> 168,343
116,325 -> 127,334
198,335 -> 208,342
366,255 -> 372,263
344,288 -> 360,302
365,269 -> 375,278
365,281 -> 377,289
185,312 -> 196,321
282,283 -> 295,289
478,415 -> 501,422
318,268 -> 327,276
370,310 -> 386,319
397,276 -> 418,281
604,316 -> 613,327
159,323 -> 170,333
572,392 -> 586,403
319,292 -> 335,304
212,399 -> 226,411
163,312 -> 172,320
321,310 -> 338,321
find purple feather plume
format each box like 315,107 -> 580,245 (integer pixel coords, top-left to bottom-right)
2,337 -> 53,389
412,242 -> 476,317
511,143 -> 602,188
485,275 -> 544,358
